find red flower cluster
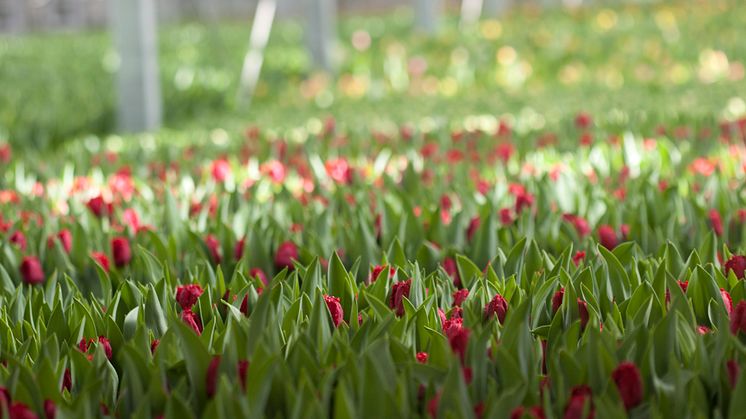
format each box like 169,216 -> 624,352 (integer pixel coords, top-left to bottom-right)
78,336 -> 113,360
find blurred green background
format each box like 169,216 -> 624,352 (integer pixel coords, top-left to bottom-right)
1,0 -> 744,149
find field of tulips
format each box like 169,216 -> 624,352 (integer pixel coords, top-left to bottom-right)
1,111 -> 746,418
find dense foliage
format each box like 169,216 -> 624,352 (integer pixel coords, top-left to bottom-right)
1,110 -> 746,418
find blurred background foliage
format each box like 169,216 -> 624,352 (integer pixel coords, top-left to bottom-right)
0,0 -> 745,149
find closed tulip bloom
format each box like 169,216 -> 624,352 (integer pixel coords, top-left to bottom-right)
111,236 -> 132,267
90,252 -> 111,273
274,241 -> 298,270
484,294 -> 508,324
206,356 -> 221,398
324,295 -> 344,327
20,256 -> 44,285
452,289 -> 469,307
552,288 -> 565,313
598,225 -> 618,250
389,279 -> 412,317
612,362 -> 643,410
205,234 -> 221,264
181,309 -> 202,335
725,255 -> 746,279
176,284 -> 204,310
731,301 -> 746,335
9,231 -> 26,251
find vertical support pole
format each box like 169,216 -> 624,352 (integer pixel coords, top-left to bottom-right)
414,0 -> 441,35
237,0 -> 277,106
6,0 -> 28,33
460,0 -> 484,26
306,0 -> 336,72
109,0 -> 162,132
482,0 -> 510,17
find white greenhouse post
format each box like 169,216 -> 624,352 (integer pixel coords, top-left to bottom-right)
482,0 -> 510,17
306,0 -> 337,72
460,0 -> 483,26
414,0 -> 441,35
237,0 -> 277,106
109,0 -> 162,132
6,0 -> 28,33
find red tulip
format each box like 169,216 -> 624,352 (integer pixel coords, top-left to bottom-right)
731,301 -> 746,335
9,231 -> 26,251
20,256 -> 44,285
274,241 -> 298,270
466,216 -> 481,242
484,293 -> 508,323
205,234 -> 222,264
87,195 -> 111,218
511,406 -> 545,419
181,309 -> 202,335
389,279 -> 412,317
552,288 -> 565,313
709,209 -> 723,236
572,251 -> 586,266
427,392 -> 441,419
564,385 -> 594,419
443,258 -> 461,288
62,369 -> 71,392
728,360 -> 740,389
515,191 -> 535,214
150,339 -> 160,354
8,402 -> 38,419
448,325 -> 470,363
324,294 -> 344,327
98,336 -> 113,359
44,399 -> 56,419
578,299 -> 589,329
48,229 -> 73,254
91,252 -> 111,273
725,255 -> 746,280
238,360 -> 249,391
0,143 -> 11,164
111,236 -> 131,267
452,289 -> 469,307
416,352 -> 429,364
249,268 -> 269,286
0,386 -> 9,407
721,289 -> 733,316
176,284 -> 204,310
234,238 -> 245,261
563,214 -> 591,237
206,356 -> 221,398
612,362 -> 643,410
211,159 -> 230,183
499,208 -> 513,225
575,112 -> 593,130
598,225 -> 618,250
